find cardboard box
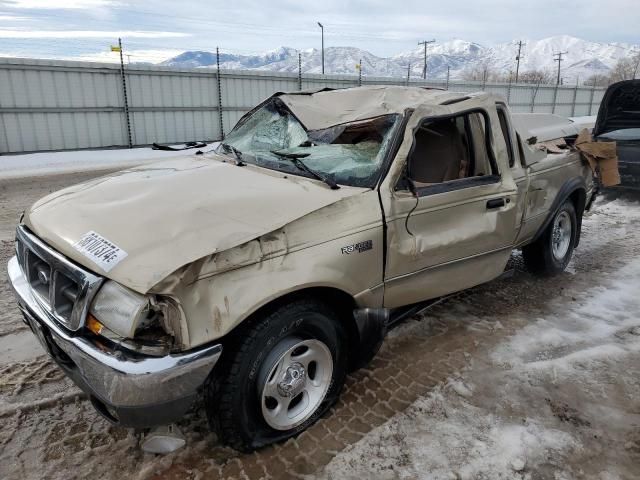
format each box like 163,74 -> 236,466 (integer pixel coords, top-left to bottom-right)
599,156 -> 621,186
574,128 -> 621,187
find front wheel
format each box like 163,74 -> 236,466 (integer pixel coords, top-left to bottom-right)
522,200 -> 577,276
206,298 -> 348,451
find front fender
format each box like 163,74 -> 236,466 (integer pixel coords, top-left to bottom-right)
157,226 -> 384,348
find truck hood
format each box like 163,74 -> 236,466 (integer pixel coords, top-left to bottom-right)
24,155 -> 366,293
593,80 -> 640,138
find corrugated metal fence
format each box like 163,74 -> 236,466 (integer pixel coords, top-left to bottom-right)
0,57 -> 606,154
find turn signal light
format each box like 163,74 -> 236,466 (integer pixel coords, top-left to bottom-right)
86,314 -> 104,335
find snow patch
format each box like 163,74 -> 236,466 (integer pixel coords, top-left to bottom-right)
321,387 -> 578,480
492,257 -> 640,371
0,145 -> 210,179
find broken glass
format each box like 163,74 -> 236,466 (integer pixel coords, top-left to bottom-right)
220,98 -> 400,187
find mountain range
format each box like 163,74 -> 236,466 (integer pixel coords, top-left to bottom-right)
160,36 -> 638,84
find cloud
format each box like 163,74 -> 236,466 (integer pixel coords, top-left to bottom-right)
0,14 -> 29,20
1,0 -> 118,8
0,29 -> 190,38
67,48 -> 184,63
1,0 -> 638,59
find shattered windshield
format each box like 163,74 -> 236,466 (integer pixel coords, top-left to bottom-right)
218,98 -> 400,187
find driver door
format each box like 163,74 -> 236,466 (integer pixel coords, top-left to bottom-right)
381,106 -> 519,308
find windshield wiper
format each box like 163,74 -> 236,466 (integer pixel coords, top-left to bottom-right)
220,143 -> 246,166
271,150 -> 340,190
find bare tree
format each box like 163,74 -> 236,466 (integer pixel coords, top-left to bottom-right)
608,52 -> 640,83
461,67 -> 484,81
461,62 -> 496,82
584,74 -> 610,87
516,69 -> 555,84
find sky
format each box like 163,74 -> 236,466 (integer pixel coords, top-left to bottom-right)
0,0 -> 638,63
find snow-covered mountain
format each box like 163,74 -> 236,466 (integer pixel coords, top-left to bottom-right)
161,36 -> 639,84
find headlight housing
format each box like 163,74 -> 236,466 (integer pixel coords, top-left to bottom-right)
90,281 -> 150,338
89,281 -> 180,354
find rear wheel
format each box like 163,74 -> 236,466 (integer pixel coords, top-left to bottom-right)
523,200 -> 577,275
206,298 -> 348,452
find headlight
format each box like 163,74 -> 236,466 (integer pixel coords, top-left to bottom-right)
89,281 -> 183,355
90,281 -> 150,338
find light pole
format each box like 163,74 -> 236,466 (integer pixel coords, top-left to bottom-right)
317,22 -> 325,74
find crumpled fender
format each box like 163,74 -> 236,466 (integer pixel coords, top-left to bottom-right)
150,190 -> 385,348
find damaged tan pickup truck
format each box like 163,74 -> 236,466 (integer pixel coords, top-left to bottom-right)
9,86 -> 596,451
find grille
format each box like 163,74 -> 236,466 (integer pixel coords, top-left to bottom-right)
15,226 -> 103,331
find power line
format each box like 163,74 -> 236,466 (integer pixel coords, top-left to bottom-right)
418,39 -> 435,79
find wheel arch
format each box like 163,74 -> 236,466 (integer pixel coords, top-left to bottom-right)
531,176 -> 587,248
223,286 -> 374,371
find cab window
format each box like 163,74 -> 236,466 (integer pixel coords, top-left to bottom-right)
405,111 -> 499,194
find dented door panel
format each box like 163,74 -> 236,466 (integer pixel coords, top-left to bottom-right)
384,248 -> 511,308
383,183 -> 517,307
385,183 -> 517,275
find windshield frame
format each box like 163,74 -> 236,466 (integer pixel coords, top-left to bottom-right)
219,97 -> 404,189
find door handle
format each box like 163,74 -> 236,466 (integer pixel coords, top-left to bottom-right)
486,198 -> 505,209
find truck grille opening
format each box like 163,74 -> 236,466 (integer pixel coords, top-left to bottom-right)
15,226 -> 103,331
26,253 -> 52,302
53,272 -> 80,321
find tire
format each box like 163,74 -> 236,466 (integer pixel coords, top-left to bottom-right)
205,298 -> 348,452
522,200 -> 577,276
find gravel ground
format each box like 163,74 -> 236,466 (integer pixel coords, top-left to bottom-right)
0,171 -> 638,480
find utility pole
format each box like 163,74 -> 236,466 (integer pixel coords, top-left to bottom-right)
515,40 -> 525,83
116,38 -> 132,148
298,52 -> 302,90
554,51 -> 567,85
216,46 -> 224,140
317,22 -> 325,74
406,63 -> 411,85
571,77 -> 579,116
446,65 -> 450,90
418,39 -> 435,80
357,58 -> 362,86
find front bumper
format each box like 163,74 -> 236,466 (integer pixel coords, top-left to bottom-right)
8,255 -> 222,428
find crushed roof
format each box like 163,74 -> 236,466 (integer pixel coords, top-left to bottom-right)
275,85 -> 474,130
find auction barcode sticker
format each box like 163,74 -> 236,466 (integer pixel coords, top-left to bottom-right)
72,231 -> 128,272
